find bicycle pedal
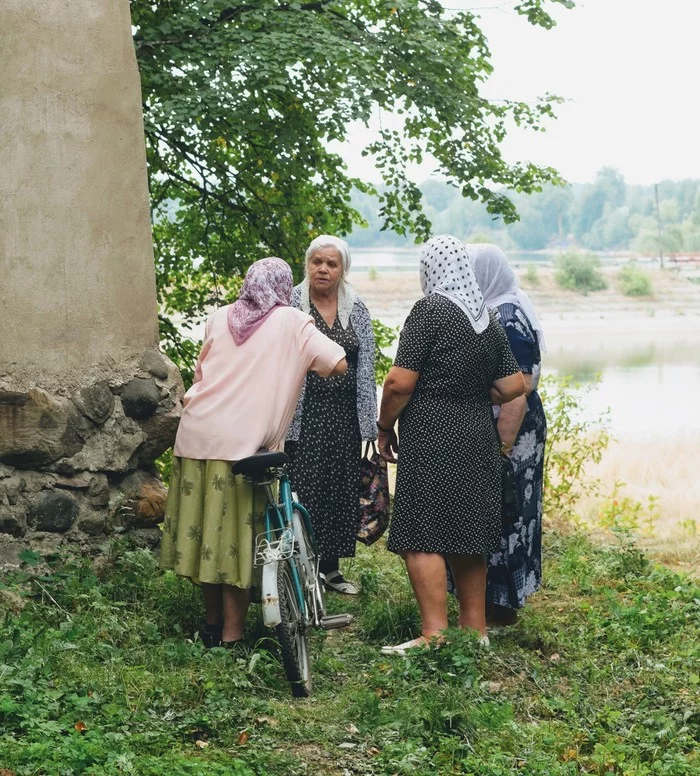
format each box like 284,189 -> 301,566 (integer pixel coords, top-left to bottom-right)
319,614 -> 354,630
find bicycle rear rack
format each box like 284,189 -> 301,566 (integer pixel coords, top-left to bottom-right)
253,527 -> 294,567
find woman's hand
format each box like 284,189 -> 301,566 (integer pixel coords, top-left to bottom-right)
378,428 -> 399,463
497,394 -> 527,453
377,366 -> 419,464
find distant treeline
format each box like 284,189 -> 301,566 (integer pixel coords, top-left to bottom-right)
350,167 -> 700,254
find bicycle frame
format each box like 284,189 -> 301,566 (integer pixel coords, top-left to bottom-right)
259,472 -> 313,627
233,453 -> 352,697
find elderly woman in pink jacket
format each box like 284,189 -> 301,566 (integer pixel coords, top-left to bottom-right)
160,258 -> 347,648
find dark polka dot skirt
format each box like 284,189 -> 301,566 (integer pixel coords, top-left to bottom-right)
286,305 -> 362,559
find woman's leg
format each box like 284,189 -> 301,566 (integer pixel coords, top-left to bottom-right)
200,583 -> 223,647
404,551 -> 449,637
447,554 -> 487,636
221,585 -> 251,643
319,556 -> 339,576
201,583 -> 223,625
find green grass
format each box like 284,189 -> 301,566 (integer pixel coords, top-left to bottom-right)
1,532 -> 698,775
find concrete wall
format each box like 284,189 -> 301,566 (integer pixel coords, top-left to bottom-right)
0,0 -> 159,383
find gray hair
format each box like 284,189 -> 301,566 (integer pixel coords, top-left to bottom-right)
305,235 -> 351,275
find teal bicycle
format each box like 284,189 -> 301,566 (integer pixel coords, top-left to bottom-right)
232,450 -> 353,697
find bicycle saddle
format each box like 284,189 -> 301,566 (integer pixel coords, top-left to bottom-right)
231,450 -> 289,478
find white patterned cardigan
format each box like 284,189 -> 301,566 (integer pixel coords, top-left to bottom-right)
286,286 -> 378,442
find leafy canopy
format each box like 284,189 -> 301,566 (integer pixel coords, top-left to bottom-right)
130,0 -> 574,377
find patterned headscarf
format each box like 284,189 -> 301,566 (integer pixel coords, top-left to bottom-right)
466,243 -> 546,353
228,257 -> 293,345
420,235 -> 490,334
299,235 -> 357,329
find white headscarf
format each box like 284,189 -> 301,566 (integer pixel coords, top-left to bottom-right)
420,235 -> 490,334
466,243 -> 547,353
299,234 -> 357,329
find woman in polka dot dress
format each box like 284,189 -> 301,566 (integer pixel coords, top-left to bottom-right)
286,236 -> 377,595
377,235 -> 524,654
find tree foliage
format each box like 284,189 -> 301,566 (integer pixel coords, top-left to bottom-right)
130,0 -> 572,372
352,171 -> 700,255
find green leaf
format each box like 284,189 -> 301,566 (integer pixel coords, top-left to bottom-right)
19,549 -> 42,567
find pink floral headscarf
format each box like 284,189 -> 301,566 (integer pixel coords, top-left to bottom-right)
228,257 -> 293,345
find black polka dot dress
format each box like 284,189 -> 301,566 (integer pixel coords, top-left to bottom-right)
387,295 -> 521,556
286,305 -> 361,560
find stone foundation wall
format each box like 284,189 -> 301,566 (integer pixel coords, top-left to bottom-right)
0,1 -> 183,568
0,348 -> 183,566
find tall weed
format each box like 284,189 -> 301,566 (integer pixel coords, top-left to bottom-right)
372,318 -> 398,384
540,374 -> 611,522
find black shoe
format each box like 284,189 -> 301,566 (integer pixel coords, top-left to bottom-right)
200,623 -> 223,649
322,571 -> 359,595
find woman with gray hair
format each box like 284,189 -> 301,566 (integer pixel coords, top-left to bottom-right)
286,235 -> 377,594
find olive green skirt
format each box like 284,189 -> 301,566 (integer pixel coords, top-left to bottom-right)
160,457 -> 267,587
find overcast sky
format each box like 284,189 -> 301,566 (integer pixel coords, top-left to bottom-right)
340,0 -> 700,186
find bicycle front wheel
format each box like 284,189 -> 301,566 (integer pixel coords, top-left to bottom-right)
275,559 -> 311,697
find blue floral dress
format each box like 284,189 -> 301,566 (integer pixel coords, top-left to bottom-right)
487,303 -> 547,610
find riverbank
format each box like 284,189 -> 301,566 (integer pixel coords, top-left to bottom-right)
350,265 -> 700,326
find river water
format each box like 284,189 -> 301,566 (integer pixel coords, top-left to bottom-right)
351,247 -> 639,272
545,343 -> 700,437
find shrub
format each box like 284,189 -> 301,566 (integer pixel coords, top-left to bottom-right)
539,374 -> 611,522
618,263 -> 653,297
554,251 -> 607,294
598,480 -> 660,538
523,264 -> 539,286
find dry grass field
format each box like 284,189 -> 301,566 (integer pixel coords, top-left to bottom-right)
577,434 -> 700,575
350,263 -> 700,323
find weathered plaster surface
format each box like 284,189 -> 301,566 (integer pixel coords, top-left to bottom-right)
0,0 -> 159,381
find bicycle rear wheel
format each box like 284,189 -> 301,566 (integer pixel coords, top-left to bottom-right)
275,559 -> 311,697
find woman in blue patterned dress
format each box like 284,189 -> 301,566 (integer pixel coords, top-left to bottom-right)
468,244 -> 547,627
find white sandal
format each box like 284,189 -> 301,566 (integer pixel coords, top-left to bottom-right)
380,634 -> 449,656
322,571 -> 359,596
381,634 -> 487,656
380,637 -> 430,656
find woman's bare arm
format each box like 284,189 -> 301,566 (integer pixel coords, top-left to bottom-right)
490,371 -> 525,405
328,357 -> 348,377
497,396 -> 527,451
377,366 -> 420,462
494,373 -> 532,451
